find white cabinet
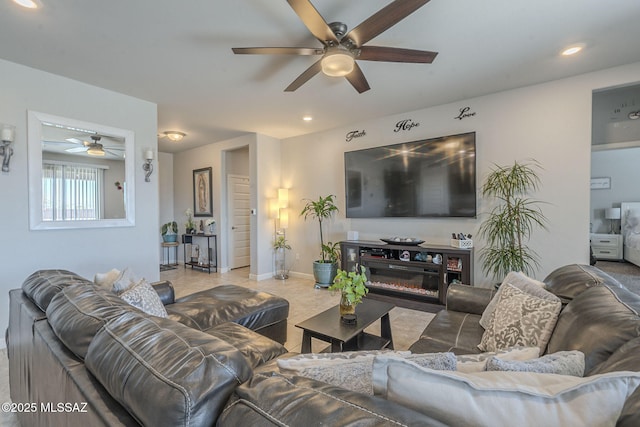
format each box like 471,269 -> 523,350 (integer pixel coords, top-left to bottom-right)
590,233 -> 623,261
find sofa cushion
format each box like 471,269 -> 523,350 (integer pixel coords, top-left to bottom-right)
547,284 -> 640,374
218,372 -> 446,426
478,283 -> 561,353
371,356 -> 640,427
543,264 -> 623,303
166,285 -> 289,332
22,269 -> 94,312
485,350 -> 585,376
409,310 -> 485,354
46,283 -> 134,359
205,322 -> 287,368
85,311 -> 252,427
479,271 -> 549,329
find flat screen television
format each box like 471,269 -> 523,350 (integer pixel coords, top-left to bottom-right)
344,132 -> 476,218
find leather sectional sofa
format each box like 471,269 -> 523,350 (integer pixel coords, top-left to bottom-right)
6,264 -> 640,426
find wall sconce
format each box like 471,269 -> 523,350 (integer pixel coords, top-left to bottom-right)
1,124 -> 16,172
278,188 -> 289,209
142,149 -> 154,182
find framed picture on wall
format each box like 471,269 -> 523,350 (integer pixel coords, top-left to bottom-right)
193,167 -> 213,217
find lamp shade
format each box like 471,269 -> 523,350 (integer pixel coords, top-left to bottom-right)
278,188 -> 289,209
321,48 -> 355,77
605,208 -> 621,220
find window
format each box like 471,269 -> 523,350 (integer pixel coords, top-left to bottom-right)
42,162 -> 105,221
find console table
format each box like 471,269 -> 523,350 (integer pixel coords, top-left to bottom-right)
182,234 -> 217,273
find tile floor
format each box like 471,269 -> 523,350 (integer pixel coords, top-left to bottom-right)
159,265 -> 436,353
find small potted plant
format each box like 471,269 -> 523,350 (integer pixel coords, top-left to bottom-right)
273,235 -> 292,279
161,221 -> 178,242
205,218 -> 216,234
300,194 -> 340,287
329,265 -> 369,321
184,208 -> 197,234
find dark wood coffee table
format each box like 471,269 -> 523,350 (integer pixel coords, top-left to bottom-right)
295,299 -> 395,353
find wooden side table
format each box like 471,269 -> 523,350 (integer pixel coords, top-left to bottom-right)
161,241 -> 179,266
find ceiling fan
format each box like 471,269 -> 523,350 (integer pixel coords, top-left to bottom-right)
232,0 -> 438,93
44,134 -> 124,158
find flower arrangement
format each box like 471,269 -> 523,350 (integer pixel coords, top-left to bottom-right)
184,208 -> 196,233
205,218 -> 216,226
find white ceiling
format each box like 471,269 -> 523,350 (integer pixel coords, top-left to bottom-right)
1,0 -> 639,153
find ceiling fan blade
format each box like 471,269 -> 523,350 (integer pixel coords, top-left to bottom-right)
284,59 -> 323,92
232,47 -> 323,56
346,0 -> 431,47
287,0 -> 338,44
358,46 -> 438,63
345,63 -> 371,93
66,146 -> 88,153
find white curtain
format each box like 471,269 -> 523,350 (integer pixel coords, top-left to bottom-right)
42,162 -> 104,221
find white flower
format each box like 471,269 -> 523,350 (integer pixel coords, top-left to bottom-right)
205,218 -> 216,226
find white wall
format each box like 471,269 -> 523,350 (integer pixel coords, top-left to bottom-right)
282,62 -> 640,287
0,59 -> 159,349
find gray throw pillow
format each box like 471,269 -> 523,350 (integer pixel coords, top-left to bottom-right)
119,279 -> 168,318
485,350 -> 585,377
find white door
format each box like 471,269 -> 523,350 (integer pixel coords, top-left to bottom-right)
227,175 -> 250,269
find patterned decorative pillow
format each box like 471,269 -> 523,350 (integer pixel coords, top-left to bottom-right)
276,350 -> 410,371
456,346 -> 541,373
480,271 -> 550,329
278,351 -> 455,395
478,283 -> 561,353
119,279 -> 168,318
486,350 -> 585,377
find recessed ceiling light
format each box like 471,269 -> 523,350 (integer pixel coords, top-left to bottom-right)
13,0 -> 39,9
302,116 -> 313,122
561,44 -> 585,56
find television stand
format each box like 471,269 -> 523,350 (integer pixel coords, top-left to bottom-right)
340,240 -> 473,309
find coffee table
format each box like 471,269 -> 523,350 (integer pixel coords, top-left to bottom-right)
295,299 -> 395,353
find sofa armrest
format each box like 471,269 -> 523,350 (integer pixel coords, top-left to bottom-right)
151,280 -> 175,305
446,284 -> 496,315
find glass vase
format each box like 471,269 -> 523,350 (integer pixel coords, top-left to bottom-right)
339,293 -> 356,317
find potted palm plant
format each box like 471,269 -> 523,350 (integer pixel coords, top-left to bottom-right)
479,160 -> 548,281
329,265 -> 369,321
273,235 -> 292,280
300,194 -> 340,287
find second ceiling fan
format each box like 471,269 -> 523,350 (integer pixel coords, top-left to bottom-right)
232,0 -> 438,93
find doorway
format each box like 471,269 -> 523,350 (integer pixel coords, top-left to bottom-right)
224,146 -> 251,270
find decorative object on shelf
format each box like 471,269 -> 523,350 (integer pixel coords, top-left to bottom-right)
479,160 -> 548,281
300,194 -> 340,288
329,265 -> 368,323
142,149 -> 153,182
205,218 -> 216,234
400,250 -> 410,261
381,237 -> 425,246
605,208 -> 621,234
432,254 -> 442,264
161,221 -> 178,243
0,123 -> 16,172
273,235 -> 292,280
184,208 -> 197,234
193,167 -> 213,217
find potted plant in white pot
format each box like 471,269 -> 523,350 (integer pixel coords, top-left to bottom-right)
478,160 -> 548,282
300,194 -> 340,288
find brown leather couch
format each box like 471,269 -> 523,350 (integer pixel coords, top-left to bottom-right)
7,265 -> 640,426
7,269 -> 289,427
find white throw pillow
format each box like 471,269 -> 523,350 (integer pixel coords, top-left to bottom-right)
480,271 -> 548,329
119,279 -> 168,318
478,283 -> 561,353
372,356 -> 640,427
485,350 -> 585,377
94,268 -> 121,290
111,267 -> 142,294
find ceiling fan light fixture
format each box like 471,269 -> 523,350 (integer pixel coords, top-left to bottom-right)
87,146 -> 105,156
12,0 -> 39,9
321,48 -> 355,77
163,131 -> 186,142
